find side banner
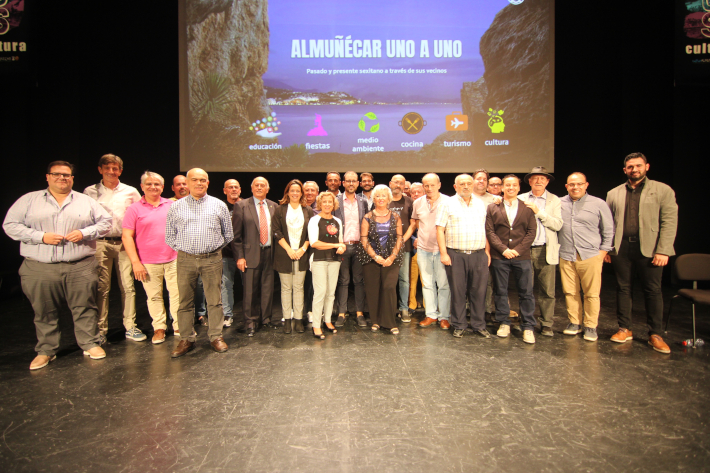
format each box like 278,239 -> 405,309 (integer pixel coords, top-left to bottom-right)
0,0 -> 28,75
676,0 -> 710,80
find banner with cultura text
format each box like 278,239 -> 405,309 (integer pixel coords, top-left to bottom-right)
0,0 -> 29,75
676,0 -> 710,81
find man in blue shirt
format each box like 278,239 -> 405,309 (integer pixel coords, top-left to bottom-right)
4,161 -> 112,370
558,172 -> 614,342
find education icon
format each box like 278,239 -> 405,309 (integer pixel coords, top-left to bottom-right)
250,112 -> 282,138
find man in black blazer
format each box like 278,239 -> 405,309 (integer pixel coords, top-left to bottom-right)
333,171 -> 370,327
232,177 -> 278,336
485,174 -> 538,344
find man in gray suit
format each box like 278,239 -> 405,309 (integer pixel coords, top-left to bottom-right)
333,171 -> 370,327
233,177 -> 278,337
518,167 -> 563,337
605,152 -> 678,354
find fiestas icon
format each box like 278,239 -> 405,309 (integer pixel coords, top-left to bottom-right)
307,113 -> 327,136
487,108 -> 505,133
399,112 -> 426,134
358,112 -> 379,133
445,112 -> 468,131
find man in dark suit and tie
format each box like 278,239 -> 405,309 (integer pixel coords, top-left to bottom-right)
232,177 -> 278,336
486,174 -> 538,344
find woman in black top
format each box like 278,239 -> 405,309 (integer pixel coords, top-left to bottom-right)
357,185 -> 404,334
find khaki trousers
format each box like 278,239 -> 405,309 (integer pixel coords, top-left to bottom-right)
95,240 -> 136,334
143,260 -> 180,331
408,252 -> 423,310
559,252 -> 604,328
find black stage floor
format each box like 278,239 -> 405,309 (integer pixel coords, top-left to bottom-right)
1,274 -> 709,472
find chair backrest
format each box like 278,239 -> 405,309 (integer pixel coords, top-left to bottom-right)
675,254 -> 710,282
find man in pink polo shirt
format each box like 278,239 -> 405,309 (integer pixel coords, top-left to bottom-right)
122,171 -> 179,344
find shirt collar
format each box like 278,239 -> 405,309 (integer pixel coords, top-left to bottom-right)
504,198 -> 518,208
141,196 -> 170,206
98,180 -> 122,192
626,178 -> 646,191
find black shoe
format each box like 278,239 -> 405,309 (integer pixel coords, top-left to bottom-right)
334,315 -> 346,327
324,323 -> 338,334
356,315 -> 367,327
541,326 -> 554,337
312,328 -> 325,340
247,327 -> 256,337
474,329 -> 491,339
294,319 -> 304,333
453,329 -> 465,338
283,319 -> 292,334
485,312 -> 495,326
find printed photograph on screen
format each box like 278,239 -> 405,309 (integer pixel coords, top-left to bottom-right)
179,0 -> 554,172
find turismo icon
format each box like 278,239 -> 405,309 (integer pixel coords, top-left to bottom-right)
399,112 -> 426,134
445,112 -> 468,131
487,108 -> 505,133
307,113 -> 328,136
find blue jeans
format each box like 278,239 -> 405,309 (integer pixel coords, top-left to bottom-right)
417,249 -> 450,321
491,259 -> 536,330
221,257 -> 237,319
397,251 -> 411,311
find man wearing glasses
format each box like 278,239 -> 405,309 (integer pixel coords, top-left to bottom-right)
487,176 -> 503,196
4,161 -> 112,369
333,171 -> 369,327
357,172 -> 375,211
558,172 -> 614,342
84,154 -> 143,343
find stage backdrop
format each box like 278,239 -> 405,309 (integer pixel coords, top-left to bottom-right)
178,0 -> 555,173
0,0 -> 29,75
676,0 -> 710,81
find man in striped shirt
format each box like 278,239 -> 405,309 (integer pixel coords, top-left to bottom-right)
165,168 -> 234,357
436,174 -> 492,339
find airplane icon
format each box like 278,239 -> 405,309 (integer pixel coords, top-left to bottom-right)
450,117 -> 465,129
445,112 -> 468,131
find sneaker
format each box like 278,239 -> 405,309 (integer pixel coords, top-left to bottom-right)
400,309 -> 411,323
541,326 -> 554,337
563,323 -> 582,335
223,317 -> 233,327
452,329 -> 465,338
611,328 -> 633,343
125,327 -> 147,342
583,327 -> 598,341
497,324 -> 511,338
523,330 -> 535,344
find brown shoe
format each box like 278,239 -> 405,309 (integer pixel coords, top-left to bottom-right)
611,328 -> 633,343
648,334 -> 670,354
419,317 -> 438,327
30,354 -> 56,371
210,336 -> 229,353
440,320 -> 451,330
509,310 -> 519,318
171,340 -> 195,358
152,329 -> 166,345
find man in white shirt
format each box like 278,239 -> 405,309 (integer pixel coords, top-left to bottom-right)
84,154 -> 143,342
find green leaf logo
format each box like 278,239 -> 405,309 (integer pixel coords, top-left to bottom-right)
365,112 -> 377,120
370,123 -> 379,133
358,119 -> 366,132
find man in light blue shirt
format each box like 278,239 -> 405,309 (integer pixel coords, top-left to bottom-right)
558,172 -> 614,342
3,161 -> 111,370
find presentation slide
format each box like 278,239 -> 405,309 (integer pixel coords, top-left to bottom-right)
179,0 -> 555,173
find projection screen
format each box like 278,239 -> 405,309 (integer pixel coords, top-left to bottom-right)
179,0 -> 555,173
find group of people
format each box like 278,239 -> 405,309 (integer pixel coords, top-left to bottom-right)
3,152 -> 678,370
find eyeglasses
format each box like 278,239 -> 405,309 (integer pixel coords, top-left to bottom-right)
48,173 -> 73,179
344,180 -> 358,184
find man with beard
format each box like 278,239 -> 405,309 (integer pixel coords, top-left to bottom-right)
325,171 -> 342,197
389,174 -> 416,322
170,175 -> 189,201
358,172 -> 375,211
605,153 -> 677,354
487,176 -> 502,196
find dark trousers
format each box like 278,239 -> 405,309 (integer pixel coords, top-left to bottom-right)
362,262 -> 399,329
337,244 -> 365,314
611,240 -> 664,334
304,270 -> 314,314
491,258 -> 537,330
242,247 -> 274,329
19,257 -> 101,356
445,249 -> 488,331
530,246 -> 556,327
176,250 -> 224,342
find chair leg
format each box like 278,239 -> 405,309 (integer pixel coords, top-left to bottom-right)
664,296 -> 677,333
692,303 -> 697,349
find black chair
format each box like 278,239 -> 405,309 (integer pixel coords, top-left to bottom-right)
665,254 -> 710,347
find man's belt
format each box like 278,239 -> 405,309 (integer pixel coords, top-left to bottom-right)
344,240 -> 360,245
627,236 -> 639,243
98,236 -> 122,241
449,248 -> 484,254
181,250 -> 221,258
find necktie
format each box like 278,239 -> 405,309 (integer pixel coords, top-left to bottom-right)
259,202 -> 268,245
